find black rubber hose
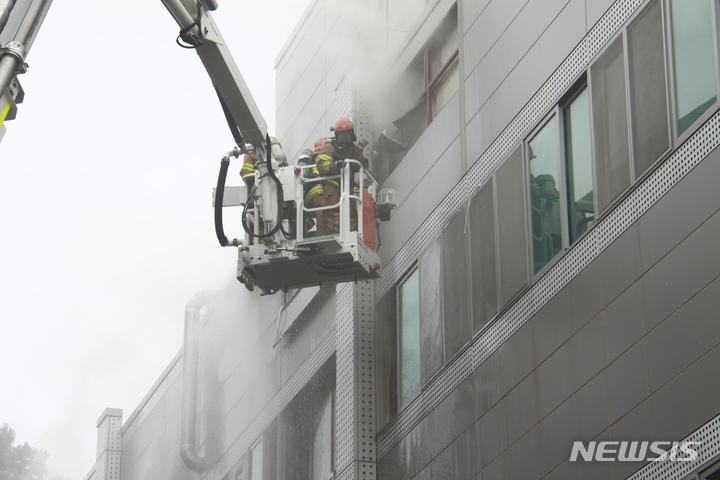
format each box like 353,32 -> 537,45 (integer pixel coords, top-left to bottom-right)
214,158 -> 230,247
241,137 -> 284,239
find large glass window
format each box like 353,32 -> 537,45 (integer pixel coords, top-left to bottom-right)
249,439 -> 263,480
497,147 -> 529,305
591,36 -> 632,213
529,116 -> 563,274
398,269 -> 421,405
628,0 -> 671,174
419,238 -> 443,383
526,83 -> 594,275
443,209 -> 470,360
670,0 -> 718,134
564,88 -> 595,243
469,180 -> 497,332
311,391 -> 333,480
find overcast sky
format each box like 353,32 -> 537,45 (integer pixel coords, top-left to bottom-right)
0,1 -> 310,478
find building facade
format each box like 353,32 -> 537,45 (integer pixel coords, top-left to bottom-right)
89,0 -> 720,479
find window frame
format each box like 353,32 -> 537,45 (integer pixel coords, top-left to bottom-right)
525,80 -> 595,278
700,458 -> 720,480
396,265 -> 422,409
248,437 -> 263,480
525,111 -> 569,278
563,85 -> 597,244
625,0 -> 673,180
426,49 -> 459,123
665,0 -> 720,145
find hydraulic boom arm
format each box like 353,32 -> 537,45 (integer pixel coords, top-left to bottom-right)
159,0 -> 268,152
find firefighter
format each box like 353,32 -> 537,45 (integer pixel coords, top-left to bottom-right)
315,118 -> 369,234
298,137 -> 328,236
239,136 -> 287,186
240,137 -> 287,240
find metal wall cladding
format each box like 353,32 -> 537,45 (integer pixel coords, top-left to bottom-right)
120,356 -> 186,480
378,142 -> 720,479
464,0 -> 588,162
119,282 -> 337,480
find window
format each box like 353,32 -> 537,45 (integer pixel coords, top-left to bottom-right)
419,238 -> 443,383
311,391 -> 333,480
393,9 -> 459,149
591,36 -> 631,213
670,0 -> 719,135
469,179 -> 498,333
233,454 -> 247,480
374,7 -> 459,184
249,439 -> 263,480
628,0 -> 671,175
527,83 -> 594,274
529,115 -> 563,274
497,147 -> 529,305
564,88 -> 594,243
398,268 -> 421,405
279,362 -> 334,479
442,208 -> 470,360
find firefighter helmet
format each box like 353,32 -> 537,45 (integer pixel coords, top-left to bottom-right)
331,117 -> 354,132
314,136 -> 329,150
331,118 -> 357,142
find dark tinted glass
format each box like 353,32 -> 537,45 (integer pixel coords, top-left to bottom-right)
469,180 -> 497,332
564,88 -> 595,243
419,237 -> 444,382
628,0 -> 670,174
591,36 -> 632,212
529,116 -> 562,273
496,147 -> 528,306
443,208 -> 470,360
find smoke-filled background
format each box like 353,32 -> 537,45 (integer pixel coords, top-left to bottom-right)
0,1 -> 311,478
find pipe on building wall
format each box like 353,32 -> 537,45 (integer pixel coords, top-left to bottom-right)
180,290 -> 215,474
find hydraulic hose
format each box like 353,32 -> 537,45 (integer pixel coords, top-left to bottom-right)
241,135 -> 285,239
264,133 -> 285,237
214,157 -> 231,246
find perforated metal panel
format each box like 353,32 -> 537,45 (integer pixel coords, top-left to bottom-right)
627,414 -> 720,480
336,78 -> 354,120
203,325 -> 337,480
335,282 -> 378,480
375,0 -> 720,459
357,281 -> 376,477
336,283 -> 356,471
93,411 -> 122,480
335,77 -> 374,159
107,417 -> 122,480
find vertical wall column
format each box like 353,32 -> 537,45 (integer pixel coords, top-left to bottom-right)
335,282 -> 377,480
335,78 -> 373,155
92,408 -> 123,480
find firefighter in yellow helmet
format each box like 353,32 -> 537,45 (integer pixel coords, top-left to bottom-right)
315,118 -> 369,234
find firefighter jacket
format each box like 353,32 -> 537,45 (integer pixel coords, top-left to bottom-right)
305,162 -> 324,206
239,153 -> 259,187
314,143 -> 369,187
